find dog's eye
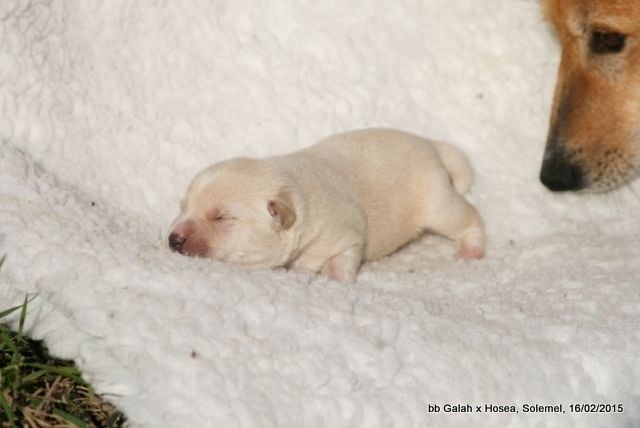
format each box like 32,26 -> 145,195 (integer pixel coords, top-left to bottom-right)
590,31 -> 626,54
207,210 -> 225,222
209,212 -> 237,223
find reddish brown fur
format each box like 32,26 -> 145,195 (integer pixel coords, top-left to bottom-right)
541,0 -> 640,191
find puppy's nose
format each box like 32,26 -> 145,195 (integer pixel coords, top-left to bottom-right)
168,233 -> 186,253
540,152 -> 584,191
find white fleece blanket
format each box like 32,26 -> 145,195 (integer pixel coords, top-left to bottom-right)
1,1 -> 639,427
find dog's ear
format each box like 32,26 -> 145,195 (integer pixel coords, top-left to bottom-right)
267,189 -> 296,230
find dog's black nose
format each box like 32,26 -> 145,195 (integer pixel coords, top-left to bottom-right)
168,233 -> 186,252
540,152 -> 584,191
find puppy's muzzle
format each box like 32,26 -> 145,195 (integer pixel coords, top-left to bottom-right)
168,221 -> 209,257
540,150 -> 584,191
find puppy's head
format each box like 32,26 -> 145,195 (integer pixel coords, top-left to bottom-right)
540,0 -> 640,191
168,158 -> 297,268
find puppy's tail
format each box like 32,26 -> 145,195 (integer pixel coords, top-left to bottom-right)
433,141 -> 474,194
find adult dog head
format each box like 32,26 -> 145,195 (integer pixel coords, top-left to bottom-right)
540,0 -> 640,192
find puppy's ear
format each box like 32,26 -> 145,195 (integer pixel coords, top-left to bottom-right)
267,189 -> 296,230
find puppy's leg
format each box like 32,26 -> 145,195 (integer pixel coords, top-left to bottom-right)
424,187 -> 485,260
320,245 -> 363,284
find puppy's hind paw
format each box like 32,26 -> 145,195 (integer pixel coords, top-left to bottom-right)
320,252 -> 361,284
455,234 -> 485,260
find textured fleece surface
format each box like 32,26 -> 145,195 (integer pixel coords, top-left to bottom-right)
1,0 -> 639,427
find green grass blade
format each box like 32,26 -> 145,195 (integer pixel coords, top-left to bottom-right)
0,390 -> 16,427
0,304 -> 23,320
0,294 -> 38,320
17,294 -> 29,340
24,363 -> 86,385
19,369 -> 48,385
0,327 -> 18,355
0,254 -> 6,269
52,407 -> 90,428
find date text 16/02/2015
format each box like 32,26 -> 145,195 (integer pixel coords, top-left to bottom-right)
427,403 -> 624,414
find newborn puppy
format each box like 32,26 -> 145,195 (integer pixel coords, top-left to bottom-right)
168,128 -> 485,283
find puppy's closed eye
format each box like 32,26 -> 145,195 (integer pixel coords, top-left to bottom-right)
207,209 -> 234,223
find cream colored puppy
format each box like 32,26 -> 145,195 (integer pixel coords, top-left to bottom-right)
168,128 -> 485,283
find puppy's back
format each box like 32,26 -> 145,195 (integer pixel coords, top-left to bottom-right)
306,128 -> 454,260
